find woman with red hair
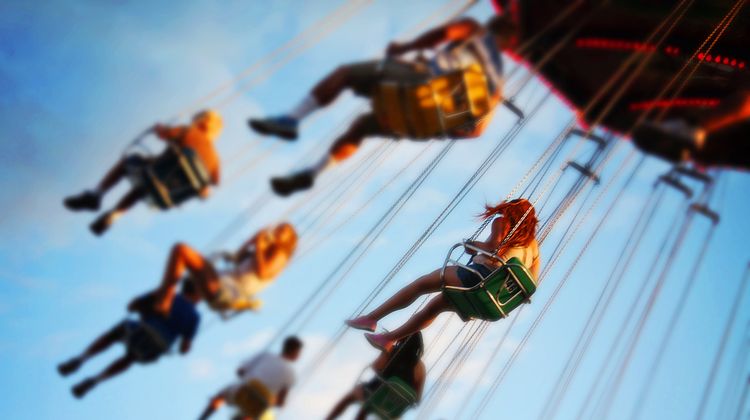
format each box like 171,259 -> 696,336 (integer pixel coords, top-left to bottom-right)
346,199 -> 540,351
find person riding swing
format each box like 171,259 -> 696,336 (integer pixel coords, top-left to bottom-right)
326,332 -> 425,420
63,109 -> 223,235
57,282 -> 201,398
152,222 -> 298,316
198,336 -> 303,420
346,199 -> 540,351
249,15 -> 518,196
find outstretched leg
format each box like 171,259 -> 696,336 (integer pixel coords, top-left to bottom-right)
153,242 -> 218,314
58,321 -> 129,376
249,62 -> 384,141
326,386 -> 364,420
72,353 -> 136,398
347,267 -> 461,332
366,294 -> 454,351
64,158 -> 130,212
89,187 -> 147,236
269,113 -> 380,197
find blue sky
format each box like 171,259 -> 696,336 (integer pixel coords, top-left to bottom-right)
2,0 -> 749,419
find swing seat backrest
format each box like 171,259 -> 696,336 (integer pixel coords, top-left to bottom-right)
140,145 -> 211,210
371,63 -> 493,139
443,257 -> 537,322
363,376 -> 418,420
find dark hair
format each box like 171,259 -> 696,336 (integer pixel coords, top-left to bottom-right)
282,336 -> 303,355
382,332 -> 424,378
486,15 -> 518,39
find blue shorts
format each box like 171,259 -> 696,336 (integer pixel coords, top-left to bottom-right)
455,263 -> 493,288
121,320 -> 169,363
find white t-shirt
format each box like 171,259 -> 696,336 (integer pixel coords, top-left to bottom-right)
237,352 -> 296,395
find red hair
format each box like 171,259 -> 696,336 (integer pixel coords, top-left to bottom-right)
480,198 -> 538,255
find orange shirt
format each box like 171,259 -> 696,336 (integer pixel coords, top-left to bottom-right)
155,125 -> 221,185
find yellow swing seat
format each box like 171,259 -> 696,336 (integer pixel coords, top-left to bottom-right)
234,379 -> 273,418
371,63 -> 494,139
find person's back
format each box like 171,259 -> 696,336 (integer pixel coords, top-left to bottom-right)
239,352 -> 296,395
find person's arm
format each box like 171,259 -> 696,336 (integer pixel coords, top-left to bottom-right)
387,17 -> 481,56
153,124 -> 185,142
275,387 -> 290,407
237,354 -> 261,377
371,351 -> 390,372
465,217 -> 505,255
413,362 -> 427,401
530,242 -> 541,280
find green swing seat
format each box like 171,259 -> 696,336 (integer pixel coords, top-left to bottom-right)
363,376 -> 419,420
442,242 -> 537,322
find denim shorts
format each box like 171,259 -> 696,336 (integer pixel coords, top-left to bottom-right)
456,263 -> 493,288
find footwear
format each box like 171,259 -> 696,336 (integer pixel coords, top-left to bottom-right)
72,378 -> 96,399
270,170 -> 315,197
248,116 -> 298,141
365,333 -> 394,352
346,316 -> 377,332
89,212 -> 115,236
57,358 -> 82,376
64,191 -> 101,212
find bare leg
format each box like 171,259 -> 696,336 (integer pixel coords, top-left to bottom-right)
269,114 -> 379,197
154,243 -> 218,314
354,406 -> 369,420
327,114 -> 374,164
312,65 -> 360,106
112,187 -> 147,213
59,322 -> 128,376
326,386 -> 364,420
82,322 -> 128,360
72,354 -> 135,398
89,187 -> 149,235
97,158 -> 129,193
366,267 -> 460,321
381,294 -> 454,343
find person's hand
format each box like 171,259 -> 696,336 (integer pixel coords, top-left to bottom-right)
463,240 -> 479,255
199,187 -> 211,199
179,339 -> 191,354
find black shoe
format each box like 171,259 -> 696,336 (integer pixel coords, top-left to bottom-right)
64,192 -> 101,212
57,358 -> 82,376
248,116 -> 298,141
90,213 -> 115,236
72,378 -> 96,399
270,171 -> 315,197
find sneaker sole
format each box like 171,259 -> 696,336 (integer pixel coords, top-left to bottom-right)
248,120 -> 297,141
